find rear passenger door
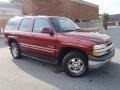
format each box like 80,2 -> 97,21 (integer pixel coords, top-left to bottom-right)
31,18 -> 57,58
17,18 -> 34,52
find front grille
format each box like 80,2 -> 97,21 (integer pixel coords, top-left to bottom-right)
106,41 -> 112,47
107,48 -> 112,53
105,41 -> 113,54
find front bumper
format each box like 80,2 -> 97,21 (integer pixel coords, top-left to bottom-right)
88,49 -> 115,69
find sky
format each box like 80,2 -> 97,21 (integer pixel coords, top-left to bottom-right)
85,0 -> 120,14
0,0 -> 9,2
0,0 -> 120,15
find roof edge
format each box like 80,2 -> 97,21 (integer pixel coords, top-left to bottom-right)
71,0 -> 99,8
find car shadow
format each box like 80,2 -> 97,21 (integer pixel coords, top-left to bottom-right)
12,56 -> 120,90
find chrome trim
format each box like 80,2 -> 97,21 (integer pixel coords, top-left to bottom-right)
20,43 -> 55,53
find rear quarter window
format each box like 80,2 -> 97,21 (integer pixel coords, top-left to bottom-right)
5,18 -> 21,31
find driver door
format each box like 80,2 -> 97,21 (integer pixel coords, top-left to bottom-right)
30,18 -> 57,58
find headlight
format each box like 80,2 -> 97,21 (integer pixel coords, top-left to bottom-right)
94,44 -> 106,50
93,44 -> 106,56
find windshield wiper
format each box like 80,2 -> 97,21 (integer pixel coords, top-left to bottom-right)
75,29 -> 80,32
61,29 -> 80,32
62,30 -> 75,32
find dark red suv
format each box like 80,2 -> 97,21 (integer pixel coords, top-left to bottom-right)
4,16 -> 115,77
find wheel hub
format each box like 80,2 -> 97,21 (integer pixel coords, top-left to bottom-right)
68,58 -> 84,73
12,45 -> 18,57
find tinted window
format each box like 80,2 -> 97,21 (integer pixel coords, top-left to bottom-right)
33,18 -> 50,33
5,18 -> 21,31
50,17 -> 80,32
19,18 -> 33,32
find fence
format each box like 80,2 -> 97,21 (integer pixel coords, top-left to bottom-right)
77,20 -> 105,33
79,20 -> 103,28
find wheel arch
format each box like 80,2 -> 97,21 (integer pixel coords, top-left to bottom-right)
8,38 -> 19,46
58,47 -> 88,65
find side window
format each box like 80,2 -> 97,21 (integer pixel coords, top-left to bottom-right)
19,18 -> 33,32
33,18 -> 50,33
5,18 -> 21,31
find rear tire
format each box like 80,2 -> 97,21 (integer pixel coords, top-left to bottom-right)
10,42 -> 22,59
62,51 -> 88,77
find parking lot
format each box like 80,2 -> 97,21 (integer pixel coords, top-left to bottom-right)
0,27 -> 120,90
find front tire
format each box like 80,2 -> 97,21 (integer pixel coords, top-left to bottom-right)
10,42 -> 22,59
62,51 -> 88,77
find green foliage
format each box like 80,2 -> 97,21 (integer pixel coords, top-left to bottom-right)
101,13 -> 110,24
100,13 -> 110,29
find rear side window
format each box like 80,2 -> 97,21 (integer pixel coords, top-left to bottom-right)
19,18 -> 33,32
5,18 -> 21,31
33,18 -> 50,33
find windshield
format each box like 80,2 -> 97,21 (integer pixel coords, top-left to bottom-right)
50,17 -> 80,32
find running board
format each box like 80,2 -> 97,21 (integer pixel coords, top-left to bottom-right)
22,53 -> 58,65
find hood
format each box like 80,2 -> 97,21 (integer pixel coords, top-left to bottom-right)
62,32 -> 111,44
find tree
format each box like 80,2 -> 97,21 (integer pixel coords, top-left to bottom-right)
101,13 -> 110,29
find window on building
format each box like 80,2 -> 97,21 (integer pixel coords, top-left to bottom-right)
33,18 -> 50,33
19,18 -> 33,32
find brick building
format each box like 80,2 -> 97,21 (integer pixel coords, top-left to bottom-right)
13,0 -> 99,21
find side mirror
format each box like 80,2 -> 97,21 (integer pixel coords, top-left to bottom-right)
42,28 -> 54,36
